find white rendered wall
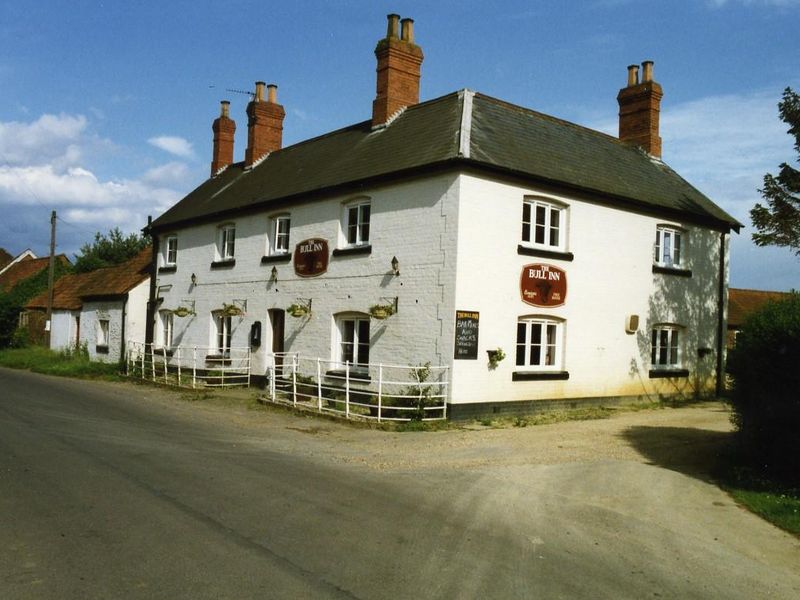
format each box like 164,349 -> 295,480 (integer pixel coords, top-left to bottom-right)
49,310 -> 78,351
125,279 -> 149,349
153,173 -> 460,379
450,173 -> 728,405
81,301 -> 124,363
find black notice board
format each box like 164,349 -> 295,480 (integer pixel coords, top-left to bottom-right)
454,311 -> 480,359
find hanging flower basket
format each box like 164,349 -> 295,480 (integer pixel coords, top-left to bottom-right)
487,347 -> 506,369
287,303 -> 310,318
222,303 -> 244,317
369,304 -> 395,320
172,306 -> 194,318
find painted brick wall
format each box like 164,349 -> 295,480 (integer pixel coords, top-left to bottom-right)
154,173 -> 460,381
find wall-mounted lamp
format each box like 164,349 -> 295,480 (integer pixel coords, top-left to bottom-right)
270,265 -> 278,283
391,256 -> 400,276
190,273 -> 197,285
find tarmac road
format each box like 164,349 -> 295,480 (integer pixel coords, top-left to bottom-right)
1,367 -> 798,599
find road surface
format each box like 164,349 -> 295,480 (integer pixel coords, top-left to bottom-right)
1,368 -> 798,599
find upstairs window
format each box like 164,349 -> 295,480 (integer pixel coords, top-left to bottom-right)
651,325 -> 682,369
269,215 -> 291,255
218,224 -> 236,261
515,316 -> 564,370
522,198 -> 566,251
163,235 -> 178,266
654,226 -> 683,268
344,201 -> 370,247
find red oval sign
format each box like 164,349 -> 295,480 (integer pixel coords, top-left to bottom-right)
294,238 -> 329,277
520,263 -> 567,307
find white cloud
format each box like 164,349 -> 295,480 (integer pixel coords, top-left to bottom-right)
148,135 -> 194,158
0,113 -> 87,167
142,161 -> 191,187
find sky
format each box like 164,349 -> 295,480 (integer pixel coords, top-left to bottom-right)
0,0 -> 798,291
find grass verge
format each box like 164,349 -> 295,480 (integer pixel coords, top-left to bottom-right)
0,346 -> 122,380
717,463 -> 800,536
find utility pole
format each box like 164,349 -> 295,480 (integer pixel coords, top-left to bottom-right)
45,210 -> 56,348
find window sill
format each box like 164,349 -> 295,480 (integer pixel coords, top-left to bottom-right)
210,259 -> 236,269
325,369 -> 372,383
155,348 -> 175,357
517,245 -> 574,262
512,371 -> 569,381
260,254 -> 292,264
332,244 -> 372,257
95,345 -> 109,354
652,265 -> 692,278
649,369 -> 690,379
158,265 -> 177,274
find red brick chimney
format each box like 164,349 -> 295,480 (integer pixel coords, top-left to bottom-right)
245,81 -> 285,168
617,61 -> 663,158
211,100 -> 236,176
372,14 -> 424,127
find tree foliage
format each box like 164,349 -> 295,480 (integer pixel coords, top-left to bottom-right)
0,259 -> 72,348
727,293 -> 800,484
73,228 -> 149,273
751,87 -> 800,254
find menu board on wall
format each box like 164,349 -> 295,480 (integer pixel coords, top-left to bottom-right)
454,310 -> 480,360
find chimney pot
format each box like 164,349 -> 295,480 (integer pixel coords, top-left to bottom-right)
245,80 -> 285,167
254,81 -> 266,102
642,61 -> 654,82
400,18 -> 414,43
386,13 -> 400,39
372,15 -> 424,126
211,100 -> 236,176
617,60 -> 663,158
627,64 -> 639,87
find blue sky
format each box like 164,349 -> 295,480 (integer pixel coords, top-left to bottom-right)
1,0 -> 798,290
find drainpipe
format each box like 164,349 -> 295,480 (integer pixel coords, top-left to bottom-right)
120,294 -> 128,366
715,232 -> 727,397
144,216 -> 158,346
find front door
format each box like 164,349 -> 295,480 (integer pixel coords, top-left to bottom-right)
268,309 -> 285,369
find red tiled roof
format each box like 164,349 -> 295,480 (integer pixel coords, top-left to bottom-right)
26,248 -> 152,310
0,254 -> 70,293
728,288 -> 794,328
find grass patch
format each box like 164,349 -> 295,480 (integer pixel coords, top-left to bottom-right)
716,462 -> 800,535
0,346 -> 121,380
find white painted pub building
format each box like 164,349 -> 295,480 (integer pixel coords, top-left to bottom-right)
145,15 -> 740,418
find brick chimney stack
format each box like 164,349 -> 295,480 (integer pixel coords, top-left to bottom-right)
211,101 -> 236,176
245,81 -> 285,168
371,14 -> 424,127
617,61 -> 663,158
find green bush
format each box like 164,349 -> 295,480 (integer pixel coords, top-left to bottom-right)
727,292 -> 800,484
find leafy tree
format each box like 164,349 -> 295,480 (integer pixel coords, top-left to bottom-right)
73,228 -> 149,273
727,293 -> 800,484
751,87 -> 800,254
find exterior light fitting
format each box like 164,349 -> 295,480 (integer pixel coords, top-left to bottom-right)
191,273 -> 197,285
391,256 -> 400,276
270,265 -> 278,282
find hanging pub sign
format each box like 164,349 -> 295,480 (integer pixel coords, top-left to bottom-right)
294,238 -> 329,277
520,263 -> 567,307
454,310 -> 480,359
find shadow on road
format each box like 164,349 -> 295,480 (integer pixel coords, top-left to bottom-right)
619,425 -> 734,481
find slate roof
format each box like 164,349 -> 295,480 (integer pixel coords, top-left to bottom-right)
151,90 -> 740,232
728,288 -> 795,328
0,255 -> 70,293
26,248 -> 152,310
